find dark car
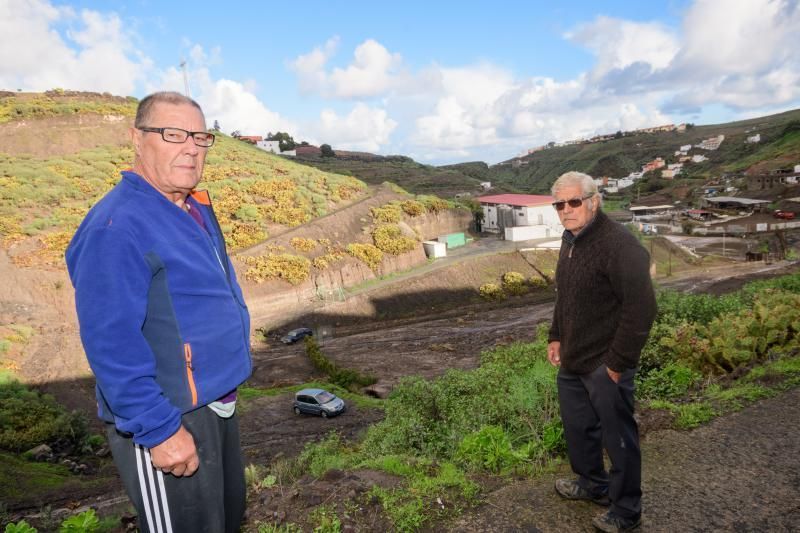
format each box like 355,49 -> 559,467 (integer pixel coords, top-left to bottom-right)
293,388 -> 346,418
280,327 -> 313,344
774,210 -> 796,220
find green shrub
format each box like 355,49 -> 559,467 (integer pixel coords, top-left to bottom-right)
399,200 -> 425,217
501,271 -> 528,296
5,521 -> 37,533
370,204 -> 402,223
479,283 -> 504,300
456,425 -> 520,473
304,337 -> 376,390
372,225 -> 417,255
636,362 -> 702,400
346,243 -> 383,271
0,381 -> 88,452
243,254 -> 311,285
361,329 -> 559,462
59,510 -> 100,533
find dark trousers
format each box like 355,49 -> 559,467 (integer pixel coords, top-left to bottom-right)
106,407 -> 246,533
558,364 -> 641,519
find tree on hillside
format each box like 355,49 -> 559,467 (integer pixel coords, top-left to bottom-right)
213,120 -> 220,131
320,144 -> 335,157
267,131 -> 296,152
231,130 -> 241,138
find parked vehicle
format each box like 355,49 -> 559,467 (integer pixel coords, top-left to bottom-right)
281,327 -> 313,344
774,210 -> 795,220
293,388 -> 346,418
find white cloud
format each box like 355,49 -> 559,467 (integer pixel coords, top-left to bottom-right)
290,38 -> 402,99
567,16 -> 679,79
289,36 -> 340,95
310,103 -> 397,152
0,0 -> 149,95
328,39 -> 402,98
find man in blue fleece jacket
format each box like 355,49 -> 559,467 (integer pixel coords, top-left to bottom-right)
67,92 -> 252,533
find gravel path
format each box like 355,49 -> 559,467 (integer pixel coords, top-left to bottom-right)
447,387 -> 800,532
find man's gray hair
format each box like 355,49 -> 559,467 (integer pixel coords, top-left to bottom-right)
551,171 -> 602,208
134,91 -> 204,128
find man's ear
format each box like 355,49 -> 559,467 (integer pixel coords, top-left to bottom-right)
130,127 -> 141,155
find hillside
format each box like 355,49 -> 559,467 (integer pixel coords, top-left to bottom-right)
490,108 -> 800,194
291,152 -> 495,197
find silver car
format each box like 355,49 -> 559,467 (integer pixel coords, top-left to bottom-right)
293,388 -> 346,418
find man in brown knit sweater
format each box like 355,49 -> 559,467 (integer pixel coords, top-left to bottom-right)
547,171 -> 656,532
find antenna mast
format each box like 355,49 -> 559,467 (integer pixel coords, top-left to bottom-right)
180,59 -> 191,97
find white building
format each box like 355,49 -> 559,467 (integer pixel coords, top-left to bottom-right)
680,144 -> 692,152
691,154 -> 708,163
697,135 -> 725,150
617,177 -> 634,189
256,140 -> 296,156
477,194 -> 563,241
746,134 -> 761,144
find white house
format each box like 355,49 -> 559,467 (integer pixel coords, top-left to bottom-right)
691,154 -> 708,163
680,144 -> 692,152
256,140 -> 296,157
746,134 -> 761,144
477,194 -> 563,241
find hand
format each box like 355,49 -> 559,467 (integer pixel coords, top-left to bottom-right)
150,425 -> 199,477
547,341 -> 561,367
606,367 -> 621,383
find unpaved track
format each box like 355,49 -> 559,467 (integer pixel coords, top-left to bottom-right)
447,387 -> 800,532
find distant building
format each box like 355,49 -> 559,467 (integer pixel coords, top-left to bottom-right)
480,182 -> 492,190
697,135 -> 725,150
680,144 -> 692,152
746,134 -> 761,144
237,135 -> 262,144
702,196 -> 769,210
691,154 -> 708,163
256,139 -> 296,157
661,169 -> 676,179
477,194 -> 563,240
642,157 -> 666,173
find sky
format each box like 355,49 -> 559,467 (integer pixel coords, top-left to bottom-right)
2,0 -> 800,165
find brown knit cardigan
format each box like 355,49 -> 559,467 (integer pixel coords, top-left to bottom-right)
548,210 -> 657,374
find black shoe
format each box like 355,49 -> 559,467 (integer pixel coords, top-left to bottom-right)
592,510 -> 642,532
554,478 -> 610,506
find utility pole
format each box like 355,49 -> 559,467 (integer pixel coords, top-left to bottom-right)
180,59 -> 191,98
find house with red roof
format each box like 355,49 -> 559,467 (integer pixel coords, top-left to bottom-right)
477,193 -> 563,241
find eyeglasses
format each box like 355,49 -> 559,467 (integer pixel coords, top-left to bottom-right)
137,127 -> 215,147
552,194 -> 593,211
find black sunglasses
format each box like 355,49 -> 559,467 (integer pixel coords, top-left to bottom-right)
552,194 -> 593,211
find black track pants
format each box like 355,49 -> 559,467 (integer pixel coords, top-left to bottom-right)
106,407 -> 246,533
557,364 -> 641,519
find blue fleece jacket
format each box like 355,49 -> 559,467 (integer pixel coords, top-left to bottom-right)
66,171 -> 252,447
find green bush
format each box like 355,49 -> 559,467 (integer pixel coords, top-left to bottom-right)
372,224 -> 417,255
304,337 -> 376,390
479,282 -> 504,300
502,271 -> 528,296
5,521 -> 37,533
346,243 -> 383,270
370,204 -> 402,223
456,425 -> 520,473
0,381 -> 88,452
59,510 -> 100,533
636,362 -> 702,400
361,328 -> 559,463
